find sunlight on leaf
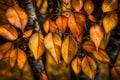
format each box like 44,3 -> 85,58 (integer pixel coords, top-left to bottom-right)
72,0 -> 83,12
22,30 -> 33,38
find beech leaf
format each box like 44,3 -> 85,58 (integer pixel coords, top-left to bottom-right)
82,56 -> 97,80
29,32 -> 45,61
72,0 -> 83,12
6,1 -> 28,32
0,25 -> 18,40
61,35 -> 78,64
90,24 -> 104,50
111,66 -> 120,80
103,12 -> 118,33
22,30 -> 33,38
44,32 -> 62,64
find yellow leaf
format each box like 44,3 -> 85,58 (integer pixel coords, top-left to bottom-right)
82,56 -> 96,80
0,25 -> 18,40
111,66 -> 120,80
44,32 -> 62,63
61,35 -> 78,64
22,30 -> 33,38
71,57 -> 81,76
29,32 -> 45,60
72,0 -> 83,12
102,0 -> 118,12
62,0 -> 70,5
94,49 -> 110,64
103,12 -> 118,33
40,72 -> 48,80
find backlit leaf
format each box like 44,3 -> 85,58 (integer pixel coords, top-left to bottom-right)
90,24 -> 104,50
93,49 -> 110,64
111,66 -> 120,80
103,12 -> 118,33
102,0 -> 118,12
72,0 -> 83,12
61,35 -> 78,64
40,72 -> 48,80
29,32 -> 45,60
22,30 -> 33,38
44,32 -> 62,63
0,25 -> 18,40
82,56 -> 97,80
6,1 -> 28,32
71,57 -> 81,76
56,15 -> 68,33
83,41 -> 96,53
84,0 -> 95,15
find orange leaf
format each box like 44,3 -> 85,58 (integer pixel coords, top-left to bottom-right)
93,49 -> 110,64
17,48 -> 27,70
29,32 -> 45,60
22,30 -> 33,38
84,0 -> 94,15
88,15 -> 96,22
111,66 -> 120,80
6,1 -> 28,32
90,24 -> 104,50
82,56 -> 97,80
40,72 -> 48,80
62,0 -> 70,5
56,15 -> 68,33
43,19 -> 50,33
83,41 -> 96,53
44,32 -> 62,64
61,35 -> 78,64
72,0 -> 83,12
0,25 -> 18,40
71,57 -> 81,76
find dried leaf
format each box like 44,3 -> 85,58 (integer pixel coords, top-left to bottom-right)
62,0 -> 70,5
82,56 -> 97,80
102,0 -> 118,12
72,0 -> 83,12
56,15 -> 68,33
111,66 -> 120,80
40,73 -> 48,80
0,25 -> 18,40
22,30 -> 33,38
93,49 -> 110,64
83,41 -> 96,53
103,12 -> 118,33
90,24 -> 104,50
6,1 -> 28,32
84,0 -> 95,15
61,35 -> 78,64
17,48 -> 27,70
29,32 -> 45,60
44,32 -> 62,63
0,42 -> 13,60
71,57 -> 81,76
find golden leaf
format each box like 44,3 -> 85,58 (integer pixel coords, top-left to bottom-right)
90,24 -> 104,50
82,56 -> 96,80
84,0 -> 95,15
94,49 -> 110,64
83,41 -> 96,53
102,0 -> 118,12
61,35 -> 78,64
6,1 -> 28,32
0,25 -> 18,40
72,0 -> 83,12
103,12 -> 118,33
22,30 -> 33,38
71,57 -> 81,76
44,32 -> 62,64
111,66 -> 120,80
0,42 -> 13,60
43,19 -> 50,33
56,15 -> 68,33
40,72 -> 48,80
29,32 -> 45,60
62,0 -> 70,5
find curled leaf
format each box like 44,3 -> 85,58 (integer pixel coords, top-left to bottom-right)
61,35 -> 78,64
90,24 -> 104,50
83,41 -> 96,53
56,15 -> 68,33
6,2 -> 28,32
93,49 -> 110,64
40,72 -> 48,80
72,0 -> 83,12
102,0 -> 118,12
82,56 -> 97,80
0,25 -> 18,40
84,0 -> 95,15
44,32 -> 62,63
103,12 -> 118,33
29,32 -> 45,60
71,57 -> 81,76
22,30 -> 33,38
111,66 -> 120,80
